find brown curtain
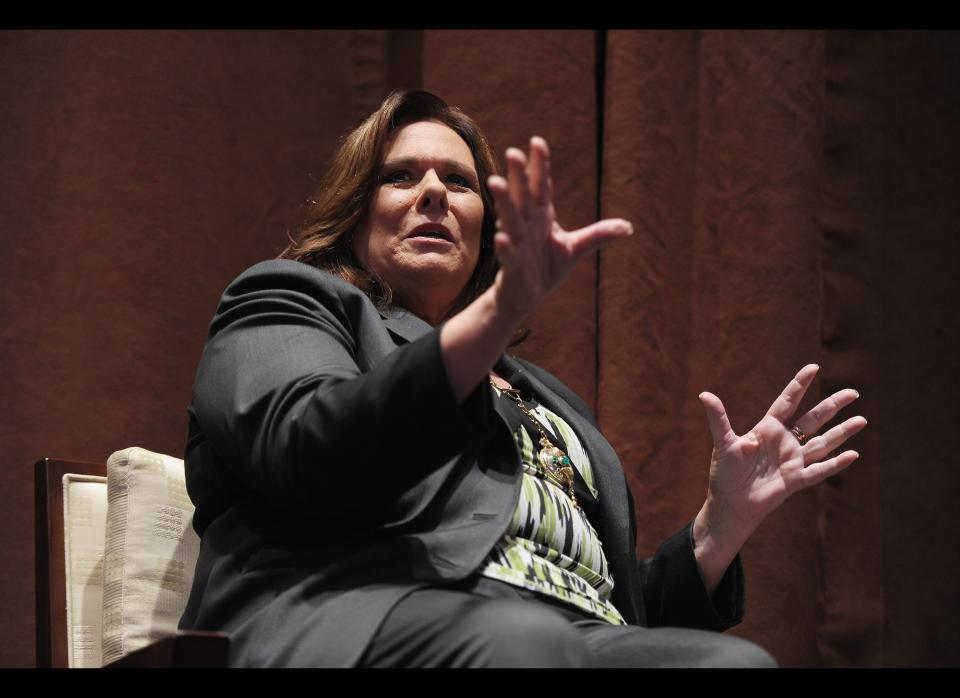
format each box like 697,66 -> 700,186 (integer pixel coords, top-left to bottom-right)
1,29 -> 956,667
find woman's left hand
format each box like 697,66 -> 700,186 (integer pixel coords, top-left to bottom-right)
693,364 -> 867,592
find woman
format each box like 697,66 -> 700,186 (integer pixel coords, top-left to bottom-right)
179,90 -> 866,667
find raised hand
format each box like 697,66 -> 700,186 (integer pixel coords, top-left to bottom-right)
698,364 -> 867,536
689,364 -> 867,595
486,137 -> 633,321
438,136 -> 633,403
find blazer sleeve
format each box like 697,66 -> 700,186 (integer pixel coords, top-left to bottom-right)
188,261 -> 497,525
628,485 -> 745,631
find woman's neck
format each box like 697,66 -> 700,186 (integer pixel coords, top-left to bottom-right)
396,291 -> 459,327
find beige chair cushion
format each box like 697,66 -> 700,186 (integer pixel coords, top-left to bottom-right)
63,474 -> 108,668
101,447 -> 200,665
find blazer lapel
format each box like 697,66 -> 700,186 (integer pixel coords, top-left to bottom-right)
373,310 -> 640,620
372,316 -> 631,551
379,307 -> 433,345
495,356 -> 629,521
496,353 -> 641,621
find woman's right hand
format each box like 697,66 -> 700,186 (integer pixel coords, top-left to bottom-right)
486,137 -> 633,322
439,136 -> 633,403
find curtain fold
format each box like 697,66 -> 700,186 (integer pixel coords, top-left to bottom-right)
601,30 -> 827,666
820,30 -> 960,668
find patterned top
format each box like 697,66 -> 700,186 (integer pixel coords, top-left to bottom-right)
480,382 -> 626,625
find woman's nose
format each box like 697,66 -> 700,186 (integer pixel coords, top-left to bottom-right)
416,170 -> 448,213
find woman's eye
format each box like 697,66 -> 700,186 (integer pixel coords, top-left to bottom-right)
382,168 -> 475,190
446,173 -> 473,189
383,170 -> 410,184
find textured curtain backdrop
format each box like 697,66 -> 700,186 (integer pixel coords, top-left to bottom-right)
600,30 -> 827,666
820,31 -> 960,667
1,29 -> 956,667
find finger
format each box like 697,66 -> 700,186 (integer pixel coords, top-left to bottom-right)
505,147 -> 532,218
765,364 -> 819,424
698,392 -> 737,449
798,450 -> 860,490
801,415 -> 868,464
793,388 -> 860,437
527,136 -> 551,207
562,218 -> 634,258
487,175 -> 524,244
493,231 -> 515,270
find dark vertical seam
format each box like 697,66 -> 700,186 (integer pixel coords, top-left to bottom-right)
594,29 -> 607,420
816,29 -> 828,669
877,34 -> 887,671
691,31 -> 703,402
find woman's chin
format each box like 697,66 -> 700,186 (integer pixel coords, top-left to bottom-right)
395,254 -> 471,282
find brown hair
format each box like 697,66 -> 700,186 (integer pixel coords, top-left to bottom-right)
279,89 -> 502,320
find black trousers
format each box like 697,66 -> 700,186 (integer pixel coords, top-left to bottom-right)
358,576 -> 777,668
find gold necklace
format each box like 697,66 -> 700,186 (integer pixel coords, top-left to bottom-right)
489,378 -> 579,509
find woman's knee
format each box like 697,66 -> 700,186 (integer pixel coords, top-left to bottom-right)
704,634 -> 778,668
582,624 -> 778,668
661,630 -> 778,668
454,599 -> 594,668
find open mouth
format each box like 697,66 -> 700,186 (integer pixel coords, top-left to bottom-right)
407,225 -> 453,242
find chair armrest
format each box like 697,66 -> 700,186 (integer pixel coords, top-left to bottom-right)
103,631 -> 230,668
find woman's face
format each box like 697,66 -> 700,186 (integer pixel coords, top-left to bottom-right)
353,120 -> 484,324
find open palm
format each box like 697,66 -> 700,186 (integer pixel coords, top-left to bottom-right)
485,137 -> 632,319
699,364 -> 867,533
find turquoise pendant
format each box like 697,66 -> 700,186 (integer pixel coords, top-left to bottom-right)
537,439 -> 578,508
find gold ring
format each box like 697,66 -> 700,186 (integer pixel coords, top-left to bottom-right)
791,425 -> 807,445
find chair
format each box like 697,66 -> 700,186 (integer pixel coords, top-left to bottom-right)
35,448 -> 229,667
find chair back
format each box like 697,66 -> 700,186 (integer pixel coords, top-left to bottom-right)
35,449 -> 209,667
101,447 -> 202,664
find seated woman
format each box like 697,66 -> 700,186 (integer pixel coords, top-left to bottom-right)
178,89 -> 866,667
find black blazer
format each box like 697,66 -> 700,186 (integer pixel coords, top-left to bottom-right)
179,260 -> 744,667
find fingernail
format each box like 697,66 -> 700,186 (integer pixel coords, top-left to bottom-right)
854,390 -> 860,398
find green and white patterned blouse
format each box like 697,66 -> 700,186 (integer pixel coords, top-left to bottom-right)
480,382 -> 626,626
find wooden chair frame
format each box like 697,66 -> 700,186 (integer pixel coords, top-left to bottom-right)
35,457 -> 229,668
